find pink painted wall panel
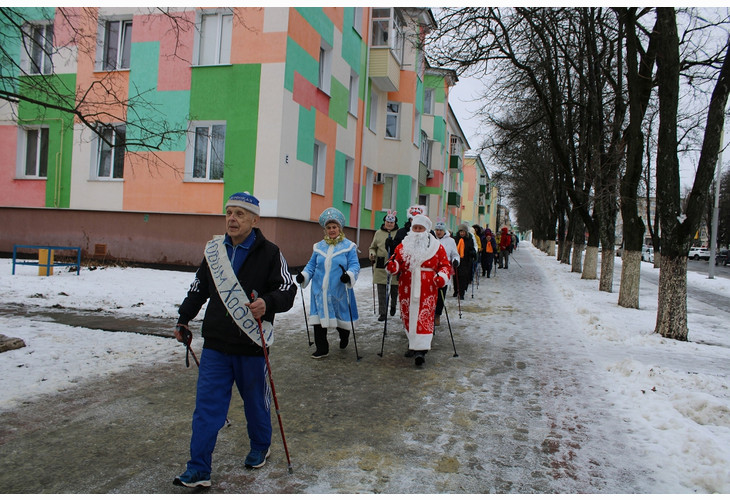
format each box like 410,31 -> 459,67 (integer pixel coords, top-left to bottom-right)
0,126 -> 46,207
132,11 -> 194,91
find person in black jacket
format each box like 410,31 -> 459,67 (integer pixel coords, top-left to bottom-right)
173,191 -> 296,489
453,223 -> 477,299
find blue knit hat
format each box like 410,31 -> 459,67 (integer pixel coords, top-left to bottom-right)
226,192 -> 260,215
319,207 -> 345,228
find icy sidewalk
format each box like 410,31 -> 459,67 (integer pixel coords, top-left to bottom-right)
0,245 -> 728,493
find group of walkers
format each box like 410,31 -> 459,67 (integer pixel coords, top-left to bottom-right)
170,191 -> 518,489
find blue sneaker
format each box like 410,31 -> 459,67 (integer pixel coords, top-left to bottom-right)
244,448 -> 271,469
173,469 -> 211,488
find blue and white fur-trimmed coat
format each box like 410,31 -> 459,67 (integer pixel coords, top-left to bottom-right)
300,238 -> 360,329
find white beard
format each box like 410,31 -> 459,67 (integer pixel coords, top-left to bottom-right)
401,231 -> 433,268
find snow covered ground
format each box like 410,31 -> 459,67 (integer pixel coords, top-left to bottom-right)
1,242 -> 729,493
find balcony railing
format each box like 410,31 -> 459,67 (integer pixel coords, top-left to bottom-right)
449,154 -> 462,171
369,47 -> 400,92
447,191 -> 461,206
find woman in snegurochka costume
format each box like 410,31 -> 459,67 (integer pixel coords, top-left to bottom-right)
296,207 -> 360,359
368,210 -> 399,321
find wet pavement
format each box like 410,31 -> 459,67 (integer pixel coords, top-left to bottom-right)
0,250 -> 660,494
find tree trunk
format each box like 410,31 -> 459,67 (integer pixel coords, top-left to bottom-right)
582,246 -> 598,279
618,249 -> 641,308
547,239 -> 556,256
562,240 -> 572,264
571,243 -> 583,273
599,248 -> 615,292
655,253 -> 688,341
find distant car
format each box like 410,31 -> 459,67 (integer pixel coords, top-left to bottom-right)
642,247 -> 654,263
716,249 -> 729,266
688,247 -> 711,260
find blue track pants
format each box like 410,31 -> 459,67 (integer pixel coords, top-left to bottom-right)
187,348 -> 271,474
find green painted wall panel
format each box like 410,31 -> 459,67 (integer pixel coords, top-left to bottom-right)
434,117 -> 446,147
341,7 -> 363,71
328,76 -> 349,128
395,174 -> 413,220
18,73 -> 75,208
424,74 -> 446,103
331,150 -> 351,222
285,38 -> 318,92
127,41 -> 189,152
190,64 -> 261,203
0,8 -> 54,88
296,106 -> 316,164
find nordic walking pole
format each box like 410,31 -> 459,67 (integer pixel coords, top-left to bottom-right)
299,286 -> 313,346
509,254 -> 523,268
439,289 -> 459,357
454,270 -> 462,319
378,270 -> 392,357
340,265 -> 362,361
251,292 -> 293,474
372,265 -> 376,315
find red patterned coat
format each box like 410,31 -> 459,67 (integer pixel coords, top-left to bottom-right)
386,234 -> 452,351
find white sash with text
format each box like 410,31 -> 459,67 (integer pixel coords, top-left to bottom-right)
205,236 -> 274,347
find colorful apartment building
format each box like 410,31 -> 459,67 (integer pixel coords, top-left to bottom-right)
0,7 -> 479,266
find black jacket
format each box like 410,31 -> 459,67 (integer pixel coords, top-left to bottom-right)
178,228 -> 296,356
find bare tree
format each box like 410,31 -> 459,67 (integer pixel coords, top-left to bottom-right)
655,7 -> 730,340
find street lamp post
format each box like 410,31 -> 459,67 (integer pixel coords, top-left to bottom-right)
709,127 -> 724,279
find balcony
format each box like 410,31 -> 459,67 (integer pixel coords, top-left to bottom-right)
447,191 -> 461,207
369,47 -> 400,92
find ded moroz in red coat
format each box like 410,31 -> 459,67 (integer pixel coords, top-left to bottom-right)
386,233 -> 452,351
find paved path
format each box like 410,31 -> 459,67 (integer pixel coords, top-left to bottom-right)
0,247 -> 658,493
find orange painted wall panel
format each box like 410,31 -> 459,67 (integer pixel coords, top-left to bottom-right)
231,8 -> 288,64
73,9 -> 129,124
388,71 -> 417,104
288,8 -> 321,60
122,152 -> 224,214
309,108 -> 339,222
322,7 -> 343,31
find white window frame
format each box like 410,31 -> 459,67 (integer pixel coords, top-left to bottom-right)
450,134 -> 463,156
23,22 -> 54,75
352,7 -> 363,36
194,10 -> 233,66
91,123 -> 126,180
99,18 -> 133,71
382,174 -> 397,211
413,109 -> 420,145
386,101 -> 400,139
185,121 -> 226,181
369,86 -> 378,132
318,39 -> 333,95
349,72 -> 359,117
17,126 -> 49,179
423,88 -> 434,115
420,132 -> 432,167
365,167 -> 373,210
343,156 -> 355,204
312,141 -> 326,195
